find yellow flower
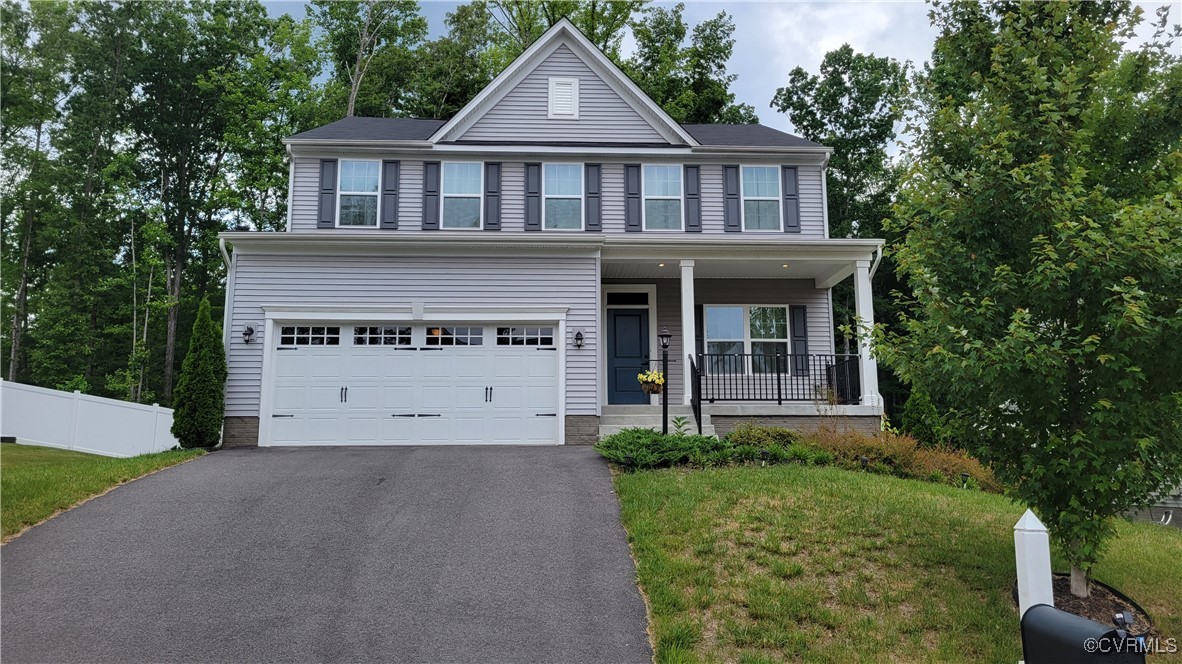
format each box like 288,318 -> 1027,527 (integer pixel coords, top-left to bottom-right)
637,370 -> 665,385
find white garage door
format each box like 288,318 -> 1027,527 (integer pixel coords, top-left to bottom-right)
269,323 -> 560,445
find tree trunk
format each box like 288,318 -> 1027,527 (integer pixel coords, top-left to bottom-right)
8,122 -> 43,381
162,255 -> 183,404
1070,565 -> 1089,598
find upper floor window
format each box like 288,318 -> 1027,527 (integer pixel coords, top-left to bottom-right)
742,166 -> 781,231
544,163 -> 583,229
643,165 -> 682,230
442,162 -> 482,229
338,160 -> 379,227
548,77 -> 579,118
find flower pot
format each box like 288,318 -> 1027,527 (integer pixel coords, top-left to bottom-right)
641,382 -> 663,395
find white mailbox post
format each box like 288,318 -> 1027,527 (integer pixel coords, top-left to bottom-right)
1014,509 -> 1055,618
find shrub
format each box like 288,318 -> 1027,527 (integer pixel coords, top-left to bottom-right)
724,424 -> 800,448
171,297 -> 227,449
595,428 -> 728,470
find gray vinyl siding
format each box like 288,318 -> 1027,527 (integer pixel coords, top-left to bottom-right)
225,254 -> 599,417
604,278 -> 834,398
459,45 -> 667,144
290,158 -> 827,238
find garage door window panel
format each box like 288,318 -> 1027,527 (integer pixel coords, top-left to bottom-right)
496,326 -> 555,347
280,326 -> 341,346
353,326 -> 412,346
426,326 -> 484,346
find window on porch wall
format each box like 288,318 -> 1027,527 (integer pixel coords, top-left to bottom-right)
704,305 -> 792,374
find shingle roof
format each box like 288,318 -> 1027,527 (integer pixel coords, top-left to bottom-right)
681,124 -> 823,148
286,116 -> 824,149
286,117 -> 445,142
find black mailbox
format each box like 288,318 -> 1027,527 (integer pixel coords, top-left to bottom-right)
1021,604 -> 1146,663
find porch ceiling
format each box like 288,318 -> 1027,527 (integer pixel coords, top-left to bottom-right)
602,257 -> 856,284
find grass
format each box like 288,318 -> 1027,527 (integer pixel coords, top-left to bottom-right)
614,464 -> 1182,663
1,444 -> 205,540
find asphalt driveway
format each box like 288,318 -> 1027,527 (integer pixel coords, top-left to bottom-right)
1,446 -> 651,663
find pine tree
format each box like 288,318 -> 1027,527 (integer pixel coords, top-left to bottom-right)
170,297 -> 226,449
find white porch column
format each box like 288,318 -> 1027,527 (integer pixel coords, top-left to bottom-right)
853,259 -> 881,408
680,260 -> 695,406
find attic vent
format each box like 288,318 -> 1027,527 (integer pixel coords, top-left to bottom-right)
548,77 -> 579,119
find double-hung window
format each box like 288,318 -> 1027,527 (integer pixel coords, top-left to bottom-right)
643,165 -> 682,230
741,166 -> 781,231
705,305 -> 792,374
442,162 -> 482,229
543,163 -> 582,229
338,160 -> 379,227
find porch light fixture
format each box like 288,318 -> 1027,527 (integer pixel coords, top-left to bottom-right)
860,456 -> 870,470
782,263 -> 790,268
573,330 -> 585,349
658,262 -> 666,267
242,325 -> 256,343
658,328 -> 671,349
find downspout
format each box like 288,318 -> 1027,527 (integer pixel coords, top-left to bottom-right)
217,237 -> 233,452
219,236 -> 231,268
869,245 -> 883,279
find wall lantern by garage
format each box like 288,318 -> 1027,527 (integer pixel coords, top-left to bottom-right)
573,330 -> 585,349
242,325 -> 256,344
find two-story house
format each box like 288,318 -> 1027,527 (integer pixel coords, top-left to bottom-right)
218,19 -> 884,447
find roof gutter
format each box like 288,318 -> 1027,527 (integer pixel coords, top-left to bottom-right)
691,145 -> 833,155
282,139 -> 434,149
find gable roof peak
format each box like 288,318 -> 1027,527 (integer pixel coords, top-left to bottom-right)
428,17 -> 698,147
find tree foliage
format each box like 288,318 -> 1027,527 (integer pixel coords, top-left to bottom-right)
624,3 -> 757,124
171,297 -> 227,449
879,0 -> 1182,596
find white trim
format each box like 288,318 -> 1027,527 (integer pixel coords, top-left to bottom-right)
542,162 -> 585,230
641,163 -> 684,232
284,150 -> 294,232
547,77 -> 579,119
739,164 -> 783,232
601,284 -> 660,407
256,307 -> 570,447
440,161 -> 484,230
821,162 -> 830,238
335,159 -> 381,228
429,19 -> 698,146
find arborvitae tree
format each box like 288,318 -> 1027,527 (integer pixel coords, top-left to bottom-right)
171,297 -> 227,449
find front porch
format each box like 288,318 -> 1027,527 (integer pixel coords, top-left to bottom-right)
597,238 -> 884,436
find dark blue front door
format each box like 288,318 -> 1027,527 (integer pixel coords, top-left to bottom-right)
607,309 -> 650,404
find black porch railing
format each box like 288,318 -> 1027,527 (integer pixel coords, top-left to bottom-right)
697,352 -> 861,405
689,354 -> 703,435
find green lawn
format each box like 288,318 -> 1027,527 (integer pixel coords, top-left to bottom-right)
615,464 -> 1182,663
1,444 -> 204,539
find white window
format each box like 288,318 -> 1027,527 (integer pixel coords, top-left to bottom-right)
442,162 -> 482,229
643,164 -> 682,230
548,77 -> 579,118
704,305 -> 791,373
741,166 -> 782,231
425,326 -> 484,346
543,163 -> 583,229
338,160 -> 379,227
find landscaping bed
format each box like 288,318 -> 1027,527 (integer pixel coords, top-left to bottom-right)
1,444 -> 204,540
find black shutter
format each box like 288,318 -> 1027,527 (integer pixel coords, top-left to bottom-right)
483,162 -> 501,231
584,163 -> 602,231
422,161 -> 440,230
624,163 -> 641,232
317,159 -> 338,228
789,305 -> 808,374
380,160 -> 399,230
782,166 -> 801,233
684,165 -> 701,232
723,165 -> 741,232
524,162 -> 541,231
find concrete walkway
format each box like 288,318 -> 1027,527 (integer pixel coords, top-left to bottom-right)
1,446 -> 651,663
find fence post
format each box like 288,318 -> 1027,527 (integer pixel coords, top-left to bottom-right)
1014,509 -> 1054,617
151,403 -> 161,454
775,350 -> 783,405
69,390 -> 82,451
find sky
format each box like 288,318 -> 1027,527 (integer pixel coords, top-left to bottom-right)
264,1 -> 1178,136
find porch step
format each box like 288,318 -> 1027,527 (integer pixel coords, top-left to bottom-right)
598,407 -> 716,439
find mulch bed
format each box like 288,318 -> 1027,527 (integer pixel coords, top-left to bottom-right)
1051,575 -> 1156,638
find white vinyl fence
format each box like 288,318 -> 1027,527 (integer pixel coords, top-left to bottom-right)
1,380 -> 179,457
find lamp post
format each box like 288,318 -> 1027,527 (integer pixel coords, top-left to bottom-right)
658,327 -> 671,435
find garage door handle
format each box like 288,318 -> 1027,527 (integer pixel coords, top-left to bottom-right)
392,414 -> 416,418
340,386 -> 344,403
343,386 -> 348,403
535,413 -> 557,417
272,414 -> 295,418
418,413 -> 442,418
